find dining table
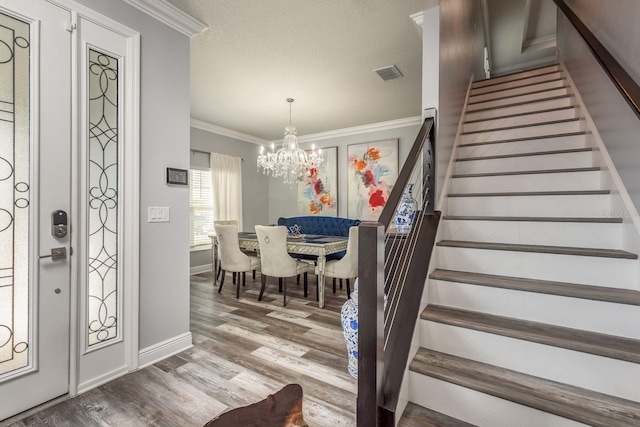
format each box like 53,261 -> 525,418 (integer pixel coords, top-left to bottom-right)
209,231 -> 348,309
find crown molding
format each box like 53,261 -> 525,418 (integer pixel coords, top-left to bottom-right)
410,11 -> 424,28
190,119 -> 269,145
190,116 -> 423,146
294,116 -> 423,144
411,0 -> 440,29
122,0 -> 207,38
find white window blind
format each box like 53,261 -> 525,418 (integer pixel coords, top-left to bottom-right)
189,168 -> 214,247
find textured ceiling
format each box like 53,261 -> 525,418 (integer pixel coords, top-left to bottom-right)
165,0 -> 432,141
165,0 -> 557,141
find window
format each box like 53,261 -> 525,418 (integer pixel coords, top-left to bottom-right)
189,168 -> 214,247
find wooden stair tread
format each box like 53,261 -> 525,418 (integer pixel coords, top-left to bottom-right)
436,240 -> 638,259
430,268 -> 640,306
468,86 -> 569,106
472,65 -> 561,88
448,189 -> 610,197
456,147 -> 593,162
467,94 -> 574,114
442,215 -> 622,223
452,166 -> 599,178
461,117 -> 580,135
464,105 -> 578,124
470,77 -> 565,98
458,131 -> 586,148
410,348 -> 640,427
398,402 -> 477,427
422,305 -> 640,364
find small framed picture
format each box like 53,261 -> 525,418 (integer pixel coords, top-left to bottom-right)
166,167 -> 189,185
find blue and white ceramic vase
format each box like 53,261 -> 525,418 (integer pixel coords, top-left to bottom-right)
340,278 -> 359,378
394,184 -> 418,233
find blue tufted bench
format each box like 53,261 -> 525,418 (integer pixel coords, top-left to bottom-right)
277,215 -> 360,260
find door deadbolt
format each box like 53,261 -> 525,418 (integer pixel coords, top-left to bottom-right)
52,210 -> 68,238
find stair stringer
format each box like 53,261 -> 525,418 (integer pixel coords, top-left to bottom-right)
559,57 -> 640,262
395,76 -> 477,426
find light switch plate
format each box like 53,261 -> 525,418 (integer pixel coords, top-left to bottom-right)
148,207 -> 170,223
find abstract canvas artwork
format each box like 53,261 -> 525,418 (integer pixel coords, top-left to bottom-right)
297,146 -> 338,216
347,139 -> 398,220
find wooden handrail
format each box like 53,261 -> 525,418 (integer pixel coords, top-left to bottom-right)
357,222 -> 386,426
381,210 -> 440,412
357,111 -> 440,426
553,0 -> 640,120
378,113 -> 435,228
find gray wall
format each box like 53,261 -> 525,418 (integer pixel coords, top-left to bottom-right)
189,127 -> 270,269
423,0 -> 485,205
558,1 -> 640,212
488,0 -> 557,76
76,0 -> 191,350
266,124 -> 422,224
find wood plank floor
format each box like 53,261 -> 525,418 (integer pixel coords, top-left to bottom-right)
7,272 -> 356,427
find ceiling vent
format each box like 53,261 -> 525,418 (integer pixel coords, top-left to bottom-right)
373,65 -> 403,81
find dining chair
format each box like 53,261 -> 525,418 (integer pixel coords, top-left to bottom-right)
214,223 -> 261,298
214,219 -> 257,284
214,220 -> 238,283
255,225 -> 310,306
320,226 -> 358,299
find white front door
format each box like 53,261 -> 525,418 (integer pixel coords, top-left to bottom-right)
0,0 -> 72,420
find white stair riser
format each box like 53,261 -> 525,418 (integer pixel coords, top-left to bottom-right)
435,246 -> 637,289
455,151 -> 594,174
473,65 -> 561,89
471,71 -> 564,95
463,108 -> 579,133
420,322 -> 640,402
469,79 -> 567,104
429,281 -> 640,339
467,88 -> 570,112
465,97 -> 575,122
461,120 -> 585,145
447,194 -> 611,217
458,134 -> 587,158
440,220 -> 621,249
408,373 -> 589,427
451,171 -> 601,193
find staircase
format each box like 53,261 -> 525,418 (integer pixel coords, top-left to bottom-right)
400,64 -> 640,426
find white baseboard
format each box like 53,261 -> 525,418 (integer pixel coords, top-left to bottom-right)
77,365 -> 130,395
138,332 -> 193,369
190,263 -> 212,275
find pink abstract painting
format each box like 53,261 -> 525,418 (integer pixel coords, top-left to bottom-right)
297,146 -> 338,216
347,139 -> 398,220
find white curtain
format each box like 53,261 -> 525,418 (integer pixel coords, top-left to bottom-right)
210,153 -> 243,231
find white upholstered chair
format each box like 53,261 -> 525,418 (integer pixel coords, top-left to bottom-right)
320,226 -> 358,299
214,219 -> 257,284
255,225 -> 310,306
214,220 -> 238,283
214,223 -> 261,298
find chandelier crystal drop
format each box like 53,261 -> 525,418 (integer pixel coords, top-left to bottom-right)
257,98 -> 324,185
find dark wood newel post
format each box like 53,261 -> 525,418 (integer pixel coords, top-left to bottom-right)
357,222 -> 386,426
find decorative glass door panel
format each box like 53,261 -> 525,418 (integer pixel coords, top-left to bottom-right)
0,10 -> 30,379
87,49 -> 119,347
0,0 -> 71,421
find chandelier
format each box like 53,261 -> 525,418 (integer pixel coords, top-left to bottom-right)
257,98 -> 324,185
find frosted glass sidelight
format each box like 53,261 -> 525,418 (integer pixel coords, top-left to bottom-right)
87,49 -> 119,346
0,12 -> 30,377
